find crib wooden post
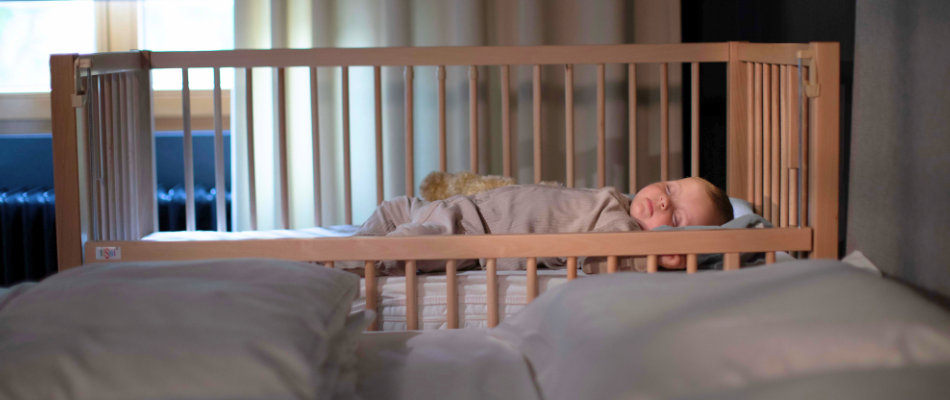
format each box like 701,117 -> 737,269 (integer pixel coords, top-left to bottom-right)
526,257 -> 538,301
647,255 -> 658,273
770,64 -> 780,224
213,67 -> 226,232
809,42 -> 840,259
779,65 -> 789,227
724,253 -> 741,270
752,63 -> 764,215
597,64 -> 607,188
364,260 -> 378,331
116,74 -> 128,240
437,66 -> 447,172
745,62 -> 754,203
469,66 -> 478,174
133,53 -> 156,240
567,256 -> 577,281
277,68 -> 291,228
374,66 -> 384,205
607,255 -> 618,274
691,62 -> 700,178
565,64 -> 575,188
686,254 -> 698,274
181,69 -> 196,231
501,65 -> 512,178
405,67 -> 415,197
248,68 -> 259,229
104,75 -> 116,240
124,73 -> 140,240
628,63 -> 637,193
405,260 -> 418,330
309,67 -> 321,226
486,258 -> 498,328
762,64 -> 772,222
446,260 -> 459,329
660,62 -> 669,181
726,42 -> 752,200
51,54 -> 84,270
533,65 -> 542,184
341,66 -> 352,225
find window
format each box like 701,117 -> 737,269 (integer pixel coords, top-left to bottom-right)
141,0 -> 234,90
0,1 -> 96,93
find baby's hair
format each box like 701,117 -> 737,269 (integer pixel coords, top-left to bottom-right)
698,178 -> 734,226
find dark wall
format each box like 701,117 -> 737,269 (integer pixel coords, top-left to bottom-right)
682,0 -> 856,256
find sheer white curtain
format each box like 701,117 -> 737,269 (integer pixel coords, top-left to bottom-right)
230,0 -> 682,230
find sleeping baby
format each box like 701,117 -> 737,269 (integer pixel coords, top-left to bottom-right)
346,177 -> 734,275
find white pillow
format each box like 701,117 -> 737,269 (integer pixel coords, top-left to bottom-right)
0,258 -> 360,400
490,260 -> 950,400
730,197 -> 754,218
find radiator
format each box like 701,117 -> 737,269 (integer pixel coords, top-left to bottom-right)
0,186 -> 231,287
0,187 -> 57,287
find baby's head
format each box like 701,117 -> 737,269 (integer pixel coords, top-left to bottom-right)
629,177 -> 733,230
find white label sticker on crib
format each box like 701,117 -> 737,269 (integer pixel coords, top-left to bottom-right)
96,247 -> 121,261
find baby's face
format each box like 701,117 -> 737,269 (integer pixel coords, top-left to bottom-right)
630,178 -> 719,230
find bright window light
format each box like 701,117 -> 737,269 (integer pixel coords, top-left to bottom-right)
141,0 -> 234,90
0,1 -> 96,93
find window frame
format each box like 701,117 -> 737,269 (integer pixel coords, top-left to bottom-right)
0,0 -> 230,135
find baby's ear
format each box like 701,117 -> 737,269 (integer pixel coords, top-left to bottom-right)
659,255 -> 685,269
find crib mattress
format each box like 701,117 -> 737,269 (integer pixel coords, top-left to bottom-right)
351,269 -> 577,330
141,225 -> 359,241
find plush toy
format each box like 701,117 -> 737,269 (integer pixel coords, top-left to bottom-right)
419,171 -> 561,201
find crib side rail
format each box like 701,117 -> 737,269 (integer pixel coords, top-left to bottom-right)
86,228 -> 810,264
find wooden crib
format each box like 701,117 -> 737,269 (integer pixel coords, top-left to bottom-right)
49,42 -> 839,330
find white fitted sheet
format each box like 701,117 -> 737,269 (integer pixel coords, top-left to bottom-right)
356,330 -> 541,400
141,225 -> 359,241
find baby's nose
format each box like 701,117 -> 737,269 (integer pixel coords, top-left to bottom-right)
658,196 -> 668,210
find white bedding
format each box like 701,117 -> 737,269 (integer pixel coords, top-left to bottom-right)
356,330 -> 541,400
142,225 -> 360,241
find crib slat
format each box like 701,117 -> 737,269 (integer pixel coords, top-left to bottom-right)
405,67 -> 415,197
686,253 -> 698,274
567,256 -> 577,281
364,260 -> 377,331
341,66 -> 352,225
691,62 -> 700,178
277,68 -> 291,228
766,252 -> 776,264
565,64 -> 575,188
597,64 -> 606,188
763,64 -> 772,222
375,66 -> 384,205
125,72 -> 139,239
213,68 -> 226,232
446,259 -> 458,329
181,69 -> 195,232
533,65 -> 542,184
801,66 -> 809,230
770,64 -> 780,225
502,65 -> 512,178
607,255 -> 618,274
486,258 -> 498,328
628,63 -> 637,193
103,75 -> 116,240
789,168 -> 799,228
780,65 -> 789,227
324,260 -> 334,268
93,77 -> 105,241
405,260 -> 418,330
309,67 -> 321,226
746,62 -> 754,203
724,253 -> 741,271
647,255 -> 658,273
526,257 -> 538,302
660,62 -> 669,182
753,63 -> 763,216
437,66 -> 447,172
247,69 -> 259,230
112,74 -> 123,240
469,66 -> 478,174
116,74 -> 128,240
